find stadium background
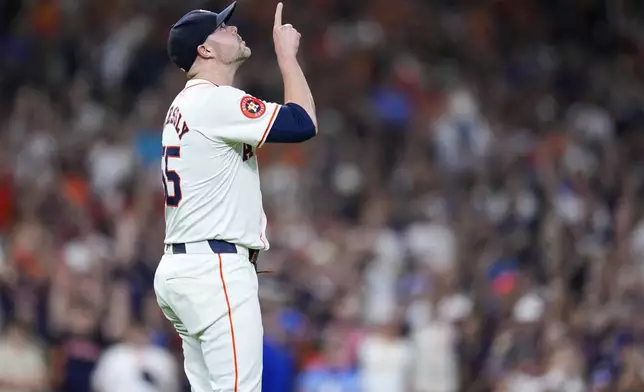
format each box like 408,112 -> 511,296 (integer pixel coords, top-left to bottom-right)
2,0 -> 644,391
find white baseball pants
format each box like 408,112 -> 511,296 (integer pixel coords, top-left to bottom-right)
154,242 -> 263,392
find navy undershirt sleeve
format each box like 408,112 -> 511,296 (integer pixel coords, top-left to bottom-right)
265,103 -> 316,143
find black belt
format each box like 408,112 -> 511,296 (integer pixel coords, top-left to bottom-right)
169,239 -> 261,272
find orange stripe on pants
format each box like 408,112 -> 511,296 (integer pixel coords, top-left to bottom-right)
218,254 -> 239,392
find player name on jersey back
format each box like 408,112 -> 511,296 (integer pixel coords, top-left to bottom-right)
161,79 -> 281,250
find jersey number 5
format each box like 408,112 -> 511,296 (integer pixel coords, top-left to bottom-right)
162,146 -> 182,207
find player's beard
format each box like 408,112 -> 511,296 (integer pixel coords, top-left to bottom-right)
214,43 -> 250,66
233,44 -> 251,64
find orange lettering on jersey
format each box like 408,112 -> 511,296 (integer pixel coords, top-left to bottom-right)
164,106 -> 190,140
178,122 -> 190,140
242,143 -> 255,161
164,108 -> 172,125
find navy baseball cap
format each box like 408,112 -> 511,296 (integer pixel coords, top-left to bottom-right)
168,2 -> 237,72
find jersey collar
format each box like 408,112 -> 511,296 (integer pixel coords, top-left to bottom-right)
184,79 -> 219,88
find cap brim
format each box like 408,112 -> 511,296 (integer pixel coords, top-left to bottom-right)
216,1 -> 236,27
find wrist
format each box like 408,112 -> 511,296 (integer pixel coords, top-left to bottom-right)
277,55 -> 299,69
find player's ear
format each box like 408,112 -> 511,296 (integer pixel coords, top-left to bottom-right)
197,43 -> 214,60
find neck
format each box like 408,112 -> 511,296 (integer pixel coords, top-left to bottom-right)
191,63 -> 239,86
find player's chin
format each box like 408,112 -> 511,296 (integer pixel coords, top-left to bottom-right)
239,46 -> 252,60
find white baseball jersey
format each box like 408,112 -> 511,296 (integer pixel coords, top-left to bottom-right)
161,78 -> 280,249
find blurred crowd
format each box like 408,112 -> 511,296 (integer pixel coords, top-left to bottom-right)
2,0 -> 644,391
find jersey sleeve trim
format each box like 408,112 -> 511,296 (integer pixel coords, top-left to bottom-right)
256,105 -> 280,148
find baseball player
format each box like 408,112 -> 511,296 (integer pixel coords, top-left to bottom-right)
153,2 -> 317,392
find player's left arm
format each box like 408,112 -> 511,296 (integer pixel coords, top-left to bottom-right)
261,102 -> 316,146
266,2 -> 318,146
197,86 -> 316,148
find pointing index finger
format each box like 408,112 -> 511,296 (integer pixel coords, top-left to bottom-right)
274,2 -> 283,28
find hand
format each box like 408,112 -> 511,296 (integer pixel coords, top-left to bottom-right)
273,2 -> 301,62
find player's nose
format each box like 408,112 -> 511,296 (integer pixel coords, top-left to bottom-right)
230,26 -> 238,35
